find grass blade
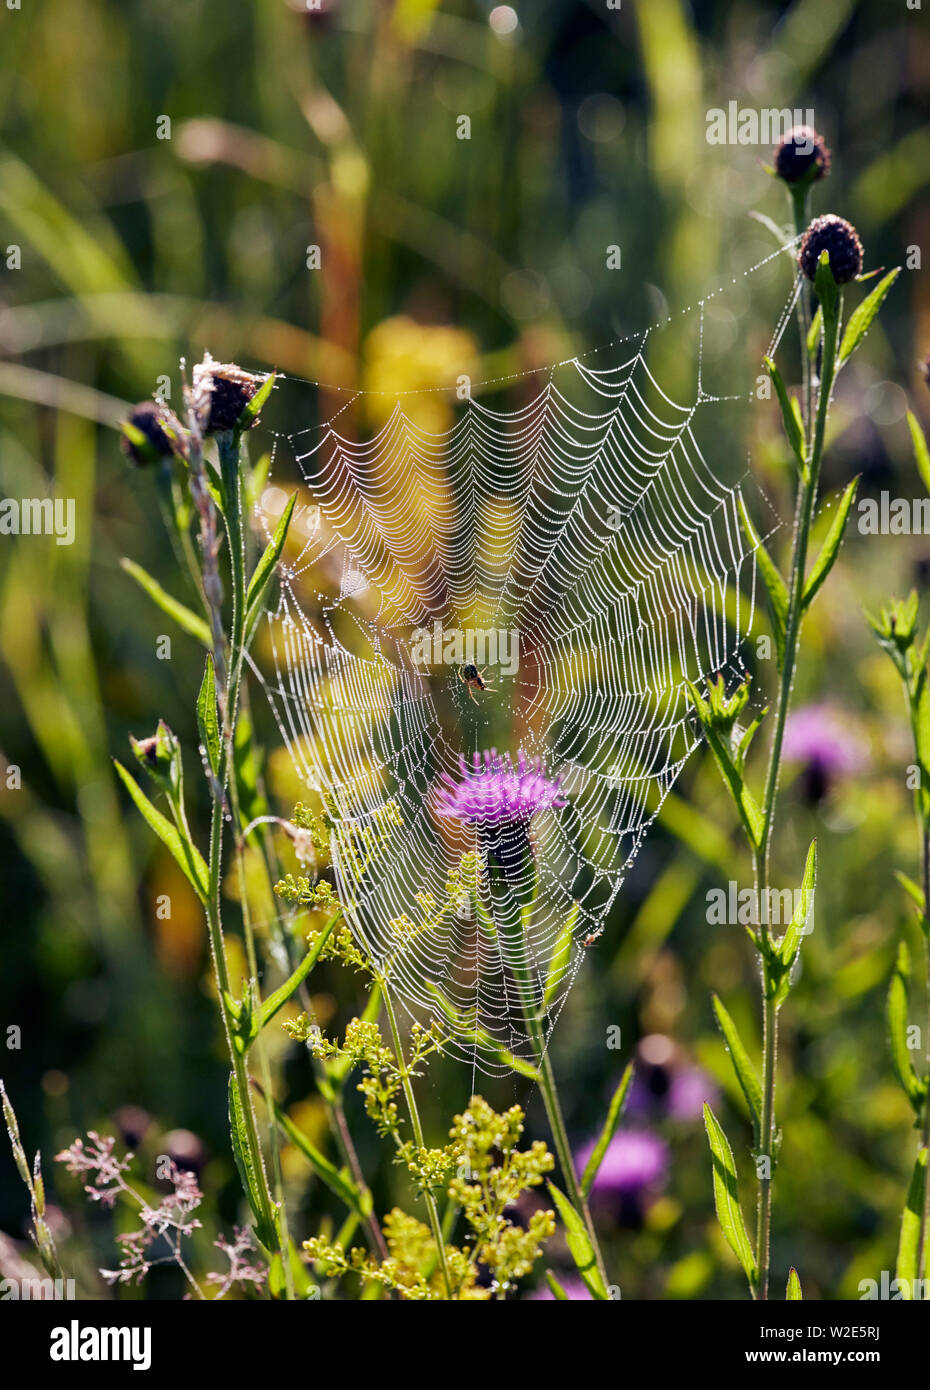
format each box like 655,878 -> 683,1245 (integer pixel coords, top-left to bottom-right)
580,1062 -> 634,1199
711,996 -> 762,1143
547,1181 -> 608,1300
120,558 -> 211,647
703,1103 -> 756,1290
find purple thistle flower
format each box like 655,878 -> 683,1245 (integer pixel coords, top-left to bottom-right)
577,1129 -> 669,1198
782,703 -> 867,803
575,1129 -> 668,1228
435,750 -> 567,824
434,750 -> 567,879
527,1275 -> 593,1301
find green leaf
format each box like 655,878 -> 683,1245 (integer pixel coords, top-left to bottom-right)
545,1270 -> 569,1300
703,1103 -> 757,1290
687,685 -> 765,850
908,411 -> 930,497
120,558 -> 211,647
778,839 -> 817,974
747,210 -> 793,250
262,1087 -> 369,1220
738,497 -> 788,666
806,306 -> 822,359
802,479 -> 859,610
228,1074 -> 277,1251
711,996 -> 762,1143
543,903 -> 578,1008
888,942 -> 927,1112
896,1148 -> 929,1296
245,493 -> 296,642
196,654 -> 221,780
251,913 -> 340,1042
764,357 -> 805,468
113,760 -> 208,901
546,1182 -> 609,1301
238,370 -> 276,431
838,268 -> 901,366
894,870 -> 925,915
814,251 -> 840,324
426,982 -> 538,1080
580,1063 -> 635,1199
786,1266 -> 802,1300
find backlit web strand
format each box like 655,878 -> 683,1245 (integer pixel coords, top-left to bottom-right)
253,271 -> 791,1075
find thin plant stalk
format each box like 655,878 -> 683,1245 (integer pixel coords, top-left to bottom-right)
920,829 -> 930,1283
501,871 -> 609,1286
751,272 -> 842,1300
379,983 -> 455,1298
187,418 -> 278,1265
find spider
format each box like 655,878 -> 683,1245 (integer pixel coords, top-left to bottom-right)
582,928 -> 604,948
459,663 -> 495,703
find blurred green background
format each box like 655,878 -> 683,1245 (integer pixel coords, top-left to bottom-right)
1,0 -> 929,1298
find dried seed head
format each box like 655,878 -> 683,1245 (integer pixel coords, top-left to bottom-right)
798,214 -> 863,285
192,353 -> 271,434
773,126 -> 831,185
120,401 -> 186,466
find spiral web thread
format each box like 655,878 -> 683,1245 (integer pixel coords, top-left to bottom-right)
253,250 -> 797,1077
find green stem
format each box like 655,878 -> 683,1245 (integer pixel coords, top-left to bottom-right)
753,987 -> 777,1300
505,877 -> 609,1287
917,837 -> 930,1288
751,282 -> 842,1300
380,982 -> 454,1299
790,184 -> 813,437
189,422 -> 277,1272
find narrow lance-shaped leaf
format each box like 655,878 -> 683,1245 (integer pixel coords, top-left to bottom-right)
251,912 -> 341,1042
580,1062 -> 635,1199
814,251 -> 840,325
245,493 -> 296,642
547,1182 -> 609,1301
228,1074 -> 277,1252
764,356 -> 805,468
786,1267 -> 803,1300
894,870 -> 925,915
738,496 -> 788,667
838,267 -> 901,367
711,996 -> 762,1143
907,411 -> 930,497
887,942 -> 926,1112
261,1087 -> 369,1220
895,1148 -> 928,1297
113,760 -> 208,901
196,653 -> 221,780
237,370 -> 276,431
806,305 -> 822,359
703,1103 -> 757,1290
545,1270 -> 570,1301
120,558 -> 211,648
543,903 -> 578,1008
778,839 -> 817,972
802,478 -> 860,610
425,982 -> 538,1080
686,683 -> 765,850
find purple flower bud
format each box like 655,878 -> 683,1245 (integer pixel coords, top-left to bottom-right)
773,126 -> 830,185
120,401 -> 186,467
799,215 -> 863,285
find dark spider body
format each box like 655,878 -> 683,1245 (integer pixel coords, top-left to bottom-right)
459,664 -> 495,703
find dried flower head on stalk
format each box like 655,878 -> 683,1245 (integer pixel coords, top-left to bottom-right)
191,353 -> 273,434
798,214 -> 864,284
120,400 -> 187,466
773,125 -> 831,185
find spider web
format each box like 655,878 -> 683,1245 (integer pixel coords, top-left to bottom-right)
252,247 -> 797,1077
